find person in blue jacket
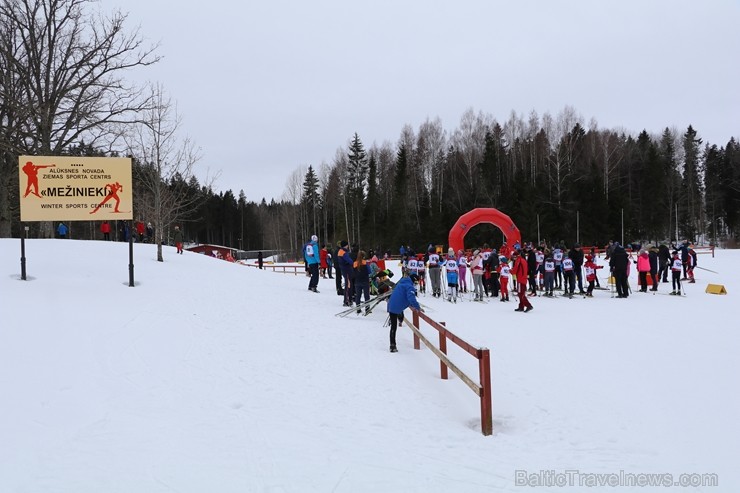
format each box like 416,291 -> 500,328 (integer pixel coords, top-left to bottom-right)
387,273 -> 422,353
337,240 -> 354,306
57,222 -> 68,238
305,234 -> 320,292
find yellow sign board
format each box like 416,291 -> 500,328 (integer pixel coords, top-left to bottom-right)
19,155 -> 133,221
705,284 -> 727,295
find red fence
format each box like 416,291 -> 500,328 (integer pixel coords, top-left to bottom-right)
409,309 -> 493,436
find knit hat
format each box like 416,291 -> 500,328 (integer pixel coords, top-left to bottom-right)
341,240 -> 348,248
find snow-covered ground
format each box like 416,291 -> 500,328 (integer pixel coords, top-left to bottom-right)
1,238 -> 737,492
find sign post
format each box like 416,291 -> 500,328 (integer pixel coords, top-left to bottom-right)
129,220 -> 135,287
20,225 -> 28,280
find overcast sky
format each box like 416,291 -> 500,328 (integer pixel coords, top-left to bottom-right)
105,0 -> 739,202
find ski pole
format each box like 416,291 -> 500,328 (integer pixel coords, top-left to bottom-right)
696,266 -> 718,274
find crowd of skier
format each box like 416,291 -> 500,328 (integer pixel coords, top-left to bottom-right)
302,235 -> 701,351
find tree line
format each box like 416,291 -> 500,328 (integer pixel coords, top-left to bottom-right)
184,110 -> 739,261
3,2 -> 739,261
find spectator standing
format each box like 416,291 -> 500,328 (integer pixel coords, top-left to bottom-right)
637,249 -> 651,292
609,243 -> 629,298
319,245 -> 329,279
100,221 -> 111,241
648,246 -> 659,291
569,243 -> 585,294
658,244 -> 671,283
136,221 -> 145,242
305,234 -> 320,292
173,226 -> 184,254
679,241 -> 690,279
337,241 -> 354,306
326,250 -> 333,279
57,222 -> 68,239
511,250 -> 533,312
354,250 -> 371,313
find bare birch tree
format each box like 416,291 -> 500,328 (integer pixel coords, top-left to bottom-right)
125,83 -> 202,261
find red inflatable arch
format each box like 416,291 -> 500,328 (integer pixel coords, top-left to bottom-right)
448,208 -> 522,254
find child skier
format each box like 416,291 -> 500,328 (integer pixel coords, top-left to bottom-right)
407,256 -> 418,281
686,245 -> 697,283
416,255 -> 427,294
457,249 -> 468,293
427,248 -> 442,297
584,255 -> 603,297
562,252 -> 576,298
543,251 -> 556,296
670,250 -> 683,295
552,245 -> 564,289
497,256 -> 510,302
535,246 -> 545,290
442,248 -> 459,303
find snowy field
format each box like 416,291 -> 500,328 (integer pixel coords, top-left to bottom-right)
1,238 -> 738,492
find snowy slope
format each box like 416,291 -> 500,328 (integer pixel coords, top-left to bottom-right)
1,239 -> 738,492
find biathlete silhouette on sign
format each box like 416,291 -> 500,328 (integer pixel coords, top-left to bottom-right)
90,181 -> 124,214
22,161 -> 55,198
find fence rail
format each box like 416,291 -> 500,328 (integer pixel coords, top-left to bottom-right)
409,309 -> 492,436
243,263 -> 304,275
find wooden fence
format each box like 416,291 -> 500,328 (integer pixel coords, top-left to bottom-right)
409,309 -> 493,436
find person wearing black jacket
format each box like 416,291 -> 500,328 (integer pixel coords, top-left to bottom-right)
679,241 -> 690,279
527,246 -> 538,296
648,246 -> 659,291
485,250 -> 500,297
609,243 -> 630,298
658,244 -> 671,282
334,241 -> 344,296
569,244 -> 585,294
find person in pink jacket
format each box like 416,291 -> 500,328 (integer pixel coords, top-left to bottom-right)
637,249 -> 651,292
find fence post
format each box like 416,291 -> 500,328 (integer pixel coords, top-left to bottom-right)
439,322 -> 448,379
479,348 -> 493,436
412,310 -> 420,350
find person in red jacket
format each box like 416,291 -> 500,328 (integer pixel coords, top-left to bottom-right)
319,245 -> 329,278
637,249 -> 651,292
100,220 -> 111,241
511,250 -> 533,312
136,221 -> 145,242
584,255 -> 603,297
